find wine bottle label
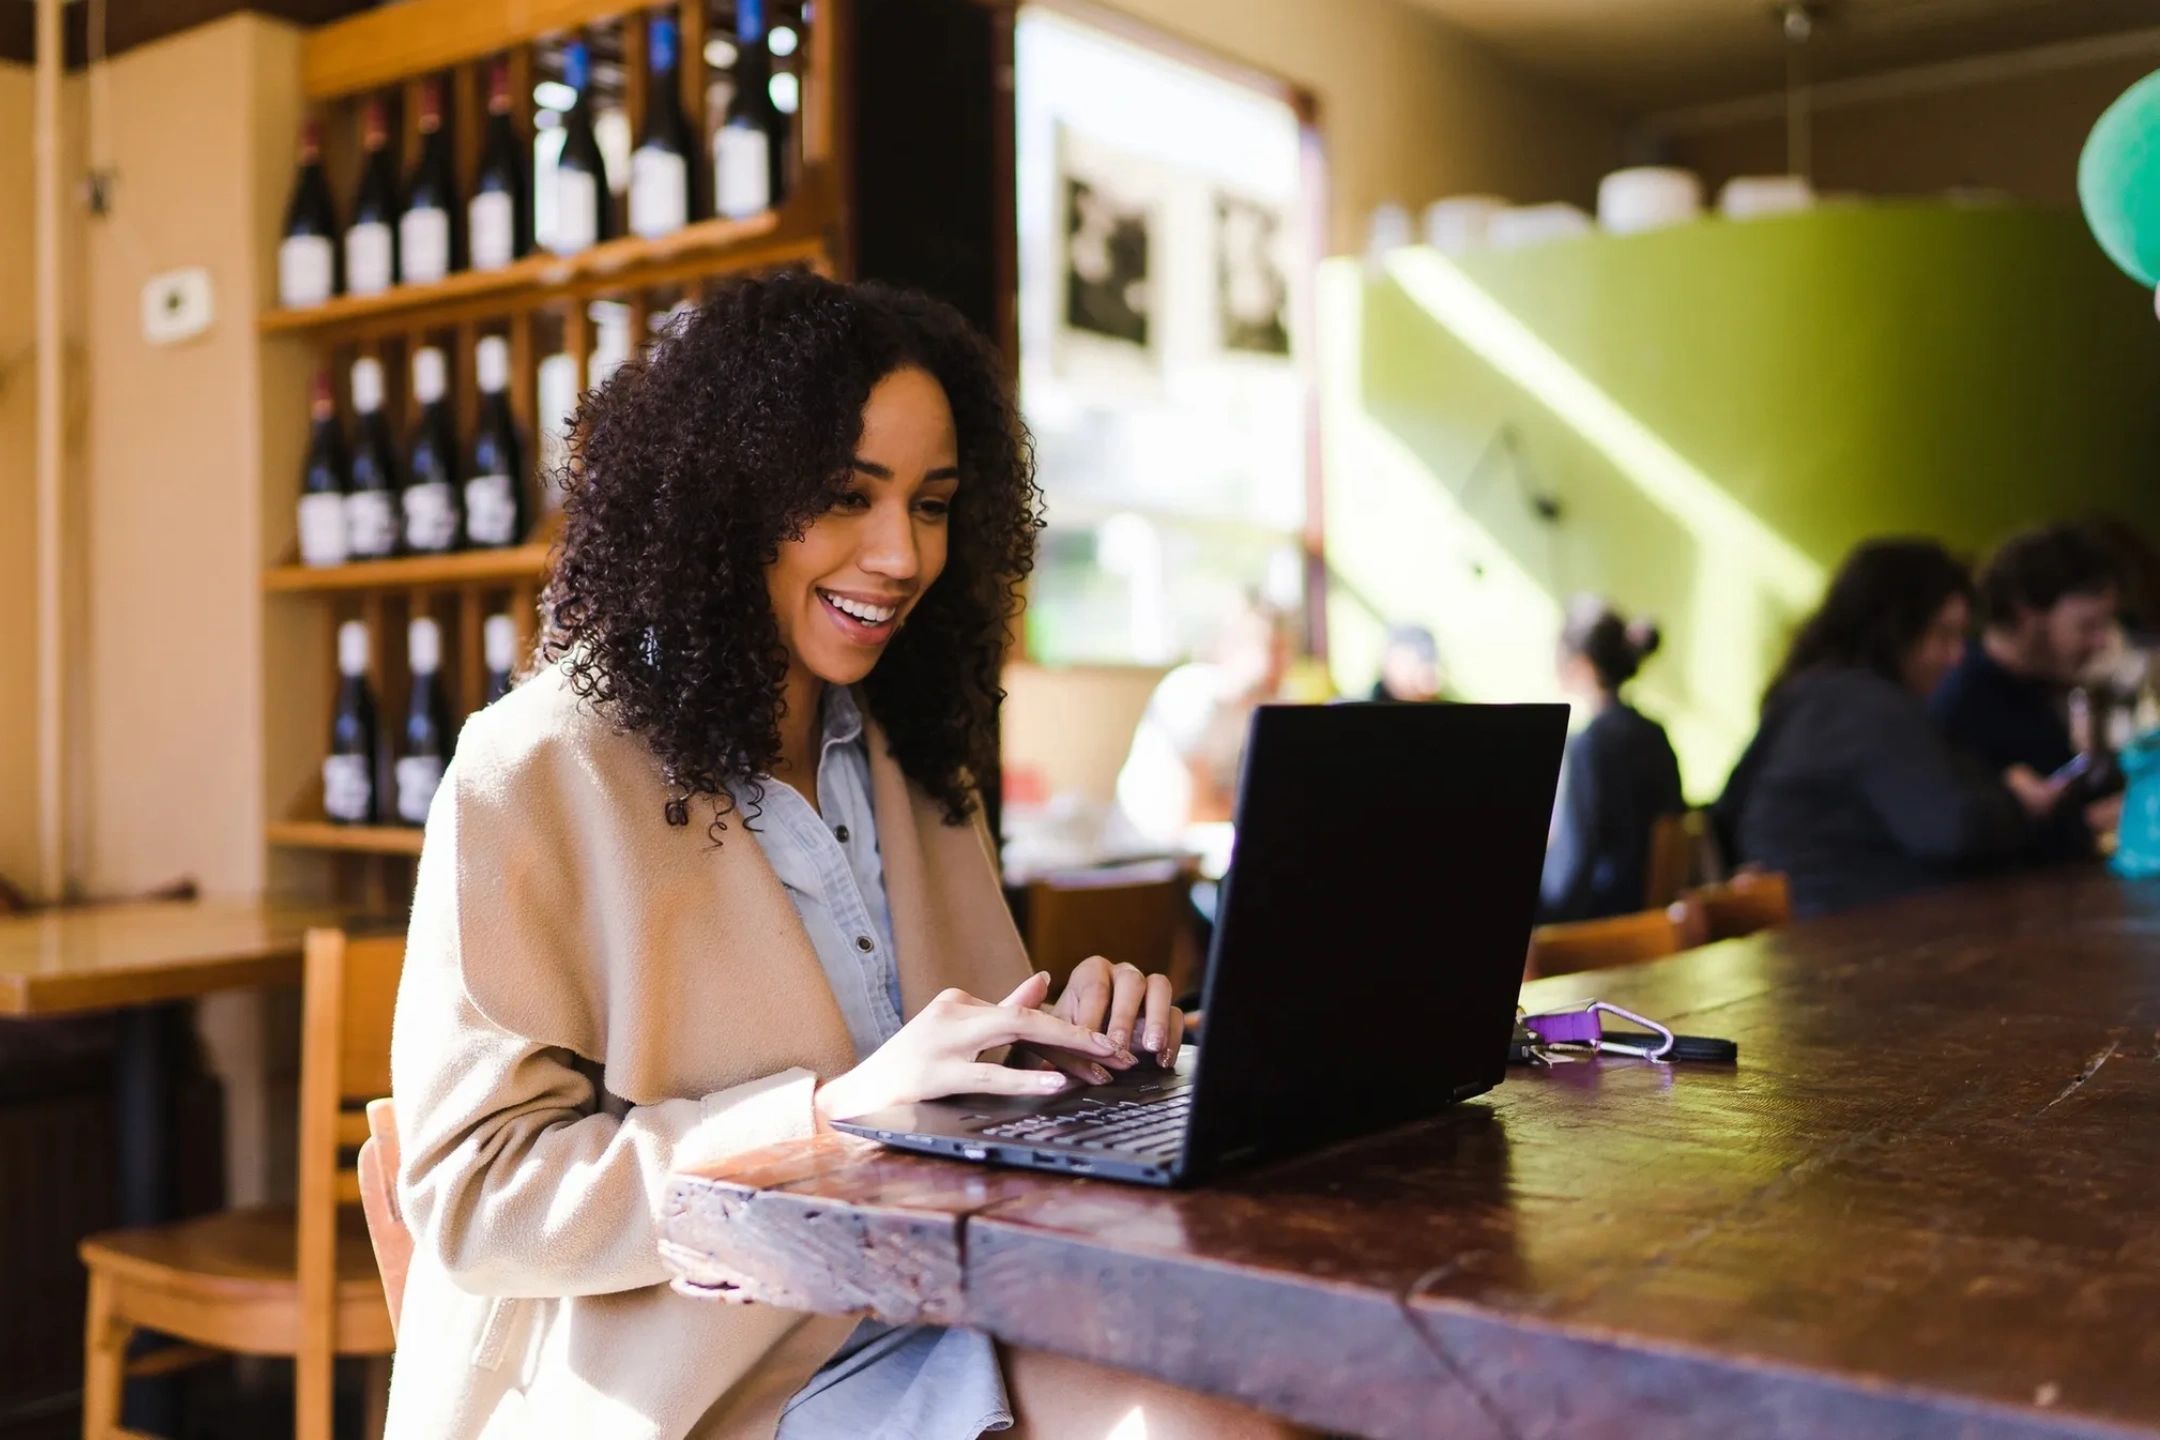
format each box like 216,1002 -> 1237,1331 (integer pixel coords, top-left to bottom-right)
630,150 -> 689,239
554,172 -> 599,254
346,490 -> 399,557
399,207 -> 450,285
345,221 -> 393,296
403,481 -> 460,552
714,127 -> 772,220
297,492 -> 349,567
395,756 -> 445,825
470,191 -> 514,270
323,754 -> 373,824
465,473 -> 519,547
278,235 -> 334,307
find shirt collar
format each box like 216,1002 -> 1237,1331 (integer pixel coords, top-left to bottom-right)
821,685 -> 866,752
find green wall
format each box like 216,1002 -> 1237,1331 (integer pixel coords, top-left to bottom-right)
1320,203 -> 2160,796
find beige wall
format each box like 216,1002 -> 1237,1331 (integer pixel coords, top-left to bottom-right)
1104,0 -> 1624,251
1660,53 -> 2160,207
72,15 -> 304,900
0,66 -> 39,897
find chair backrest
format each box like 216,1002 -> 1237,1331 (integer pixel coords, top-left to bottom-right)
1677,869 -> 1793,943
1643,812 -> 1692,909
357,1098 -> 410,1334
297,929 -> 405,1364
1526,905 -> 1708,981
1025,861 -> 1186,991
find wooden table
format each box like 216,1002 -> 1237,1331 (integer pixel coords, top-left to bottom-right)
661,868 -> 2160,1440
0,896 -> 338,1016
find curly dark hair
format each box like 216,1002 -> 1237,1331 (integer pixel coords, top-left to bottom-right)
540,272 -> 1041,838
1765,537 -> 1970,706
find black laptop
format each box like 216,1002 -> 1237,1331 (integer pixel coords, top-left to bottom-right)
834,701 -> 1568,1187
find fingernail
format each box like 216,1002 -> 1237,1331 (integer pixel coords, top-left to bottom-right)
1092,1032 -> 1119,1054
1145,1025 -> 1165,1051
1087,1065 -> 1112,1085
1109,1028 -> 1130,1050
1037,1071 -> 1070,1090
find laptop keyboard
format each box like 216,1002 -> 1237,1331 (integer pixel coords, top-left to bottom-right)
981,1089 -> 1192,1155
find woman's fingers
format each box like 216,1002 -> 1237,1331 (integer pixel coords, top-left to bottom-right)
1012,1044 -> 1115,1087
1105,963 -> 1148,1053
1156,1007 -> 1186,1070
1055,956 -> 1113,1030
975,1003 -> 1125,1061
946,1063 -> 1075,1099
1136,972 -> 1174,1056
998,971 -> 1053,1009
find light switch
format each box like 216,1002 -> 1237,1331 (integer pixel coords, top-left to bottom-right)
141,267 -> 213,346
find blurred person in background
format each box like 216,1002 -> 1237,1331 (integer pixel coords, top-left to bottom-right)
1932,524 -> 2121,858
1113,591 -> 1294,863
1368,623 -> 1445,703
1538,598 -> 1684,924
1715,538 -> 2061,918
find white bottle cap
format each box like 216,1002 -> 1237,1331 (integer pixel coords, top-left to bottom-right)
476,335 -> 510,394
350,356 -> 384,414
412,347 -> 448,404
337,620 -> 370,677
484,613 -> 516,672
408,616 -> 442,674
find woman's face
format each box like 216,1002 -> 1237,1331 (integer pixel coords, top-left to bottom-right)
1902,592 -> 1971,697
766,366 -> 959,689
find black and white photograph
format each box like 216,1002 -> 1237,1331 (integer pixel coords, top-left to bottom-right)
1216,191 -> 1290,356
1064,173 -> 1153,348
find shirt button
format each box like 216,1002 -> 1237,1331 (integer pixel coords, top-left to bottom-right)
855,935 -> 876,953
834,824 -> 851,843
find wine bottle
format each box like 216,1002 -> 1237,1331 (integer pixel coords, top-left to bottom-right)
346,95 -> 399,297
396,617 -> 455,826
552,38 -> 612,255
470,57 -> 531,270
403,346 -> 463,554
714,0 -> 783,220
278,119 -> 339,307
325,620 -> 379,826
629,12 -> 692,239
466,335 -> 526,549
399,76 -> 456,285
297,369 -> 349,568
484,612 -> 518,704
346,357 -> 401,559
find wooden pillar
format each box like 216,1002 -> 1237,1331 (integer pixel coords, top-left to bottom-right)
34,0 -> 65,899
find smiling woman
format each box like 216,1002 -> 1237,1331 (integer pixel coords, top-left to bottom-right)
381,273 -> 1277,1440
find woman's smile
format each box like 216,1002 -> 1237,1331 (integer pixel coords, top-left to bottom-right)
816,586 -> 907,643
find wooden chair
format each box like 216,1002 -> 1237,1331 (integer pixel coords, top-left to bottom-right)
355,1100 -> 410,1335
1526,905 -> 1709,981
1643,812 -> 1694,909
1676,870 -> 1794,943
78,929 -> 403,1440
1024,860 -> 1190,994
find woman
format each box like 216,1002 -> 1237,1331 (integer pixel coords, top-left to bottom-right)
385,275 -> 1296,1439
1715,538 -> 2059,918
1538,598 -> 1683,923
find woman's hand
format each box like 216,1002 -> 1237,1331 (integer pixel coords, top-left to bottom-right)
2003,764 -> 2068,819
1043,956 -> 1184,1072
813,972 -> 1122,1124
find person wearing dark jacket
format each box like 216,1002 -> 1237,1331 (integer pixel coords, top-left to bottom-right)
1931,525 -> 2121,861
1538,599 -> 1684,924
1716,538 -> 2063,918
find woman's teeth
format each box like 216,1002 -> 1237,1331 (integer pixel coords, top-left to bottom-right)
820,591 -> 898,627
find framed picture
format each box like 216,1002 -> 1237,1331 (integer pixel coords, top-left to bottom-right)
1053,127 -> 1163,384
1215,192 -> 1291,356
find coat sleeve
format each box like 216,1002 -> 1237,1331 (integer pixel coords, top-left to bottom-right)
1850,685 -> 2026,864
391,746 -> 823,1300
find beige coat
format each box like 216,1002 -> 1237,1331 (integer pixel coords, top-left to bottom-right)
384,663 -> 1031,1440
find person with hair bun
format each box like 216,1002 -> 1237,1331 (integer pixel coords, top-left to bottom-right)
1537,596 -> 1685,924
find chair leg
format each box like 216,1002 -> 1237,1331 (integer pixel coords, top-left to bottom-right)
361,1355 -> 391,1440
294,1346 -> 334,1440
81,1271 -> 132,1440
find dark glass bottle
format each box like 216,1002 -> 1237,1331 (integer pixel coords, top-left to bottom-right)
297,369 -> 349,568
553,38 -> 612,254
465,335 -> 526,549
714,0 -> 784,219
278,118 -> 339,306
325,620 -> 379,826
470,56 -> 532,269
402,346 -> 463,554
345,357 -> 401,559
345,95 -> 399,296
395,617 -> 455,826
399,76 -> 457,284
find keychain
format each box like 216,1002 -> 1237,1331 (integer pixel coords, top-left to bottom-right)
1511,1000 -> 1739,1066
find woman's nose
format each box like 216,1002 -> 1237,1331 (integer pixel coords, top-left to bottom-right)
859,501 -> 919,580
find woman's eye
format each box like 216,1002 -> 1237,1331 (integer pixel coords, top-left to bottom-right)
915,497 -> 952,520
831,491 -> 871,512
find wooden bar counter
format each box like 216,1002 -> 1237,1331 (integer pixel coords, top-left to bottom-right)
662,868 -> 2160,1440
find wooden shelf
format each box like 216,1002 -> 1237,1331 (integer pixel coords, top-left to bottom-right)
258,202 -> 832,340
265,541 -> 552,594
268,821 -> 426,857
305,0 -> 664,101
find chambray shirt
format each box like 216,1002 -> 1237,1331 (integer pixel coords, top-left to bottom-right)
738,687 -> 1013,1440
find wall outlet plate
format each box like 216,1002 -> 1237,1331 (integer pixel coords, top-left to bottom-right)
142,267 -> 213,346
